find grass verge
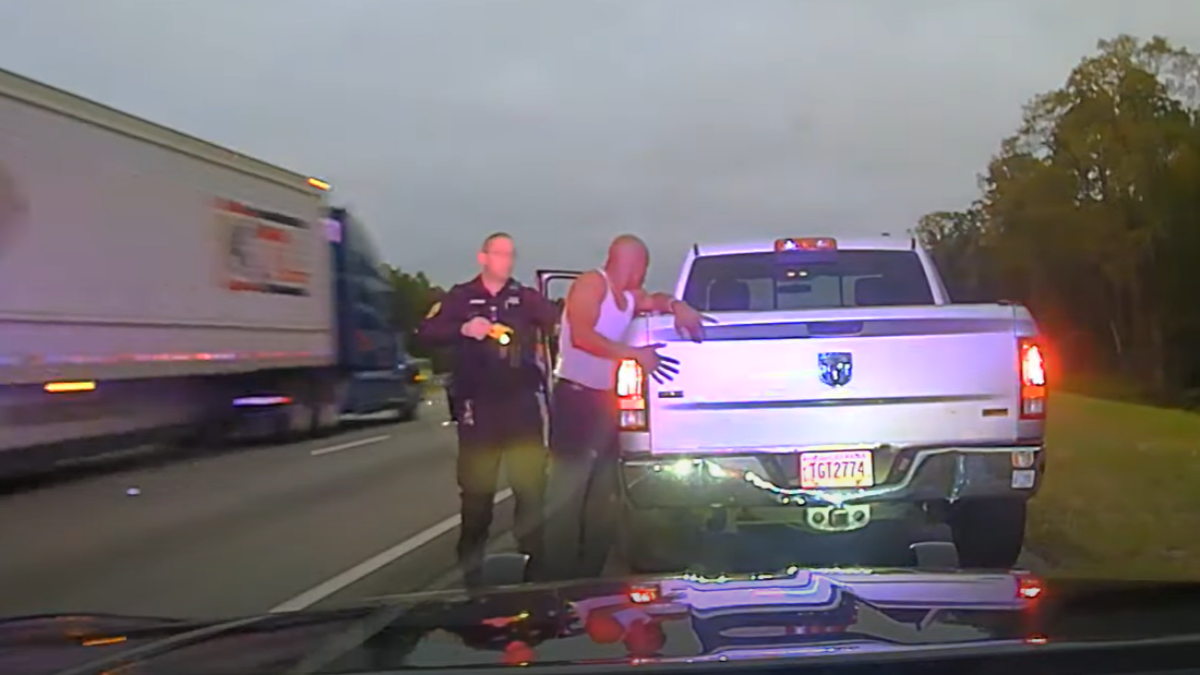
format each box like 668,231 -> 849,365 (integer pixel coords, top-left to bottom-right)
1027,393 -> 1200,579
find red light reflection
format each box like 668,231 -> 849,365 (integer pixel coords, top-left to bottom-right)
1016,575 -> 1044,601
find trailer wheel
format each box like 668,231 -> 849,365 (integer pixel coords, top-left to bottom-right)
295,400 -> 318,436
313,401 -> 340,435
948,498 -> 1027,569
312,378 -> 346,436
273,400 -> 316,442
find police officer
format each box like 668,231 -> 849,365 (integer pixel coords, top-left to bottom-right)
417,232 -> 559,587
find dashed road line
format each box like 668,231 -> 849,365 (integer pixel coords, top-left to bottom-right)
309,435 -> 392,457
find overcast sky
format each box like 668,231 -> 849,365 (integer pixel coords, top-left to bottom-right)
2,0 -> 1197,288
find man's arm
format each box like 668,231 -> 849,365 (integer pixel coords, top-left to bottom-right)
565,271 -> 639,361
416,285 -> 470,346
631,288 -> 710,343
631,289 -> 684,314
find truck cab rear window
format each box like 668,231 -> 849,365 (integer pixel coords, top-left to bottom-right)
682,250 -> 934,312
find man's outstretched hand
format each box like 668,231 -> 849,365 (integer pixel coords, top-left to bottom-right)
672,302 -> 716,342
632,343 -> 681,384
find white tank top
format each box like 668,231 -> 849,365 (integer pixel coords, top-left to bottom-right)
555,268 -> 636,391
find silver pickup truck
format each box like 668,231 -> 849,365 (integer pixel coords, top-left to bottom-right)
538,236 -> 1047,573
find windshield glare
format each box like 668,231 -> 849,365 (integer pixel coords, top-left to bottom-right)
3,2 -> 1200,672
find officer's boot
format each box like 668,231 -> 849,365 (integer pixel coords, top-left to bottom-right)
516,530 -> 544,583
458,494 -> 493,588
458,540 -> 485,589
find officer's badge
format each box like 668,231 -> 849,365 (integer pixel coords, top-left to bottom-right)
425,301 -> 442,319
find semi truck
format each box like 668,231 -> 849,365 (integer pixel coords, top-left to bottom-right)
0,67 -> 417,478
328,206 -> 425,422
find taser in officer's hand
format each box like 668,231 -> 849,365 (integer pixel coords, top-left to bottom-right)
489,323 -> 514,345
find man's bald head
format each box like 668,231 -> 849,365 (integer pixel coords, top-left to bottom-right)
607,234 -> 647,262
604,234 -> 650,292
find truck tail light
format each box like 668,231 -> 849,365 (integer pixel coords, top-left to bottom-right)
1018,337 -> 1047,419
616,359 -> 648,431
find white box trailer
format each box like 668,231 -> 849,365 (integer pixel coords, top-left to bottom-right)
0,67 -> 344,471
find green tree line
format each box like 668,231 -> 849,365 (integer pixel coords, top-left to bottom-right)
917,35 -> 1200,404
383,265 -> 442,360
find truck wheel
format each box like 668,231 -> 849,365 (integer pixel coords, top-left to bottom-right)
948,498 -> 1027,569
396,402 -> 418,423
618,507 -> 700,574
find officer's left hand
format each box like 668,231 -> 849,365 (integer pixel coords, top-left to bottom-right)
672,302 -> 716,343
462,316 -> 493,340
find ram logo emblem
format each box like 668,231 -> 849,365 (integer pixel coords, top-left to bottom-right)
818,352 -> 853,387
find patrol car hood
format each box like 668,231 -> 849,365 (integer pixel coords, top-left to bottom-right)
10,570 -> 1200,674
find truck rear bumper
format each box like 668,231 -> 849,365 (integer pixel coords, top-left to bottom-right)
619,444 -> 1044,509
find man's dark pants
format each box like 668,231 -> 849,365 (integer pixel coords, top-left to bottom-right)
537,379 -> 620,582
454,391 -> 546,586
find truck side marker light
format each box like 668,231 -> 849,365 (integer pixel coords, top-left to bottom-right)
44,380 -> 96,393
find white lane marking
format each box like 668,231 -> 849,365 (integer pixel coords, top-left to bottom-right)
310,435 -> 391,457
269,488 -> 514,613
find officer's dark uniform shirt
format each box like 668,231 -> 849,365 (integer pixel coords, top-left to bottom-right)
417,276 -> 559,401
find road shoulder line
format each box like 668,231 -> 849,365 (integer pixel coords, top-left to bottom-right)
269,488 -> 513,612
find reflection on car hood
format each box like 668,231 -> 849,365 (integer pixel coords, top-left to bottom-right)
7,568 -> 1200,675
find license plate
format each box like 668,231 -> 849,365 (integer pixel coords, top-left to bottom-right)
799,450 -> 875,489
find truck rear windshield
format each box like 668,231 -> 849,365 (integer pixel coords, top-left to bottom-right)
682,250 -> 935,312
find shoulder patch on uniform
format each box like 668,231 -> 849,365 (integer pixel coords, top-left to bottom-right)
425,301 -> 442,319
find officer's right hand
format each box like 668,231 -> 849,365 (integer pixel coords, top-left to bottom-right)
461,316 -> 493,340
487,322 -> 514,342
631,343 -> 680,384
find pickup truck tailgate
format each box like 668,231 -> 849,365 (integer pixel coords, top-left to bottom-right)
639,305 -> 1023,453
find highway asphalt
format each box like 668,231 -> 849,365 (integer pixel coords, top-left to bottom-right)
0,396 -> 472,619
0,394 -> 1044,620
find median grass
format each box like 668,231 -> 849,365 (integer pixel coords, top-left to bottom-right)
1027,393 -> 1200,579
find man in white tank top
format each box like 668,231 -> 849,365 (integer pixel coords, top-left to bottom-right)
536,234 -> 709,582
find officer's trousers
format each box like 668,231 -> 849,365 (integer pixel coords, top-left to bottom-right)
454,391 -> 547,586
